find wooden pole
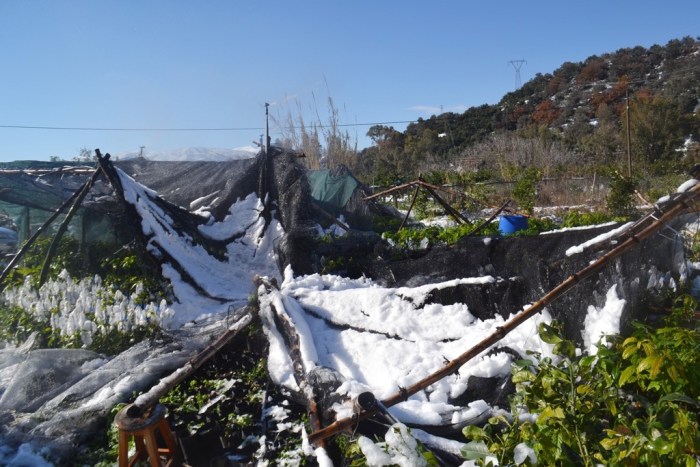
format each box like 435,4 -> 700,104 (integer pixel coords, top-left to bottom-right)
307,181 -> 700,444
363,181 -> 418,202
626,88 -> 632,178
422,183 -> 468,224
311,202 -> 349,232
398,185 -> 421,231
128,309 -> 253,417
469,200 -> 511,236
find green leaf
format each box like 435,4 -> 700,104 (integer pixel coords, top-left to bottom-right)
619,366 -> 636,386
538,322 -> 562,344
536,406 -> 565,425
658,392 -> 700,408
460,441 -> 491,460
600,437 -> 620,450
512,370 -> 536,383
622,344 -> 639,360
637,356 -> 657,374
462,425 -> 487,441
649,437 -> 673,454
579,355 -> 596,368
554,340 -> 576,359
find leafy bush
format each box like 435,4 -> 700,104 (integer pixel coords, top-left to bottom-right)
512,168 -> 542,214
508,216 -> 558,236
462,302 -> 700,466
561,210 -> 624,228
3,236 -> 84,289
607,170 -> 639,217
382,222 -> 500,252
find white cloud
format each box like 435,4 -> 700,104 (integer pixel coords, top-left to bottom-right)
408,104 -> 468,115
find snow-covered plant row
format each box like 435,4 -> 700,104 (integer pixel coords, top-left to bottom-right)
2,269 -> 174,347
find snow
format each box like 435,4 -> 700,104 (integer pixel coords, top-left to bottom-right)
565,221 -> 633,256
359,424 -> 429,467
261,271 -> 556,426
582,284 -> 625,355
114,145 -> 259,162
117,168 -> 282,326
513,442 -> 537,465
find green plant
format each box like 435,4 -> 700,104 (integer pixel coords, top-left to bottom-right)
100,249 -> 168,304
606,170 -> 639,217
509,216 -> 558,236
332,434 -> 367,466
463,305 -> 700,466
512,167 -> 542,214
0,302 -> 59,346
3,236 -> 84,289
561,210 -> 623,228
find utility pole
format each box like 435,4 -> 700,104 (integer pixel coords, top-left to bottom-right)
264,103 -> 270,154
508,60 -> 527,90
625,88 -> 632,177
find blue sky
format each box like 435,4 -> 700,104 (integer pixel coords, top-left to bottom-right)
0,1 -> 698,162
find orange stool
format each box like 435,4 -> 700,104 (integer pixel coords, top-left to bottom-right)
115,403 -> 179,467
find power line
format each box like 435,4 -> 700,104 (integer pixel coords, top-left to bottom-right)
0,120 -> 417,132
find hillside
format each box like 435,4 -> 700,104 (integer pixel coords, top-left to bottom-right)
358,37 -> 700,184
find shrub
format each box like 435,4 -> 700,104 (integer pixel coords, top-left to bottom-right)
512,168 -> 542,214
606,170 -> 639,217
462,307 -> 700,466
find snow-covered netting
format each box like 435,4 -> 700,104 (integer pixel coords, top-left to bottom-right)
259,269 -> 556,429
0,151 -> 696,464
0,158 -> 283,462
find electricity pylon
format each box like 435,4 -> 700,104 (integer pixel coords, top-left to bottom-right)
508,60 -> 527,90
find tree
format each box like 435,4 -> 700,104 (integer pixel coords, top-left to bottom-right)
73,148 -> 94,162
624,91 -> 684,165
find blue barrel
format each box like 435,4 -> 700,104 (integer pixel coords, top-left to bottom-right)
498,215 -> 528,235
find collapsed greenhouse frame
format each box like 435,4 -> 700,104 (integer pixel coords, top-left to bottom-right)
0,147 -> 696,464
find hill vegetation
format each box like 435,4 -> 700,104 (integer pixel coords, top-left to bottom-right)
282,37 -> 700,207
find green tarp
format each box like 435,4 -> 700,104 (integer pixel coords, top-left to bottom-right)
306,169 -> 359,215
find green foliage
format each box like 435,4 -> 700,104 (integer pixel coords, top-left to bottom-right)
512,168 -> 542,214
0,236 -> 165,354
4,236 -> 84,289
0,300 -> 158,355
463,303 -> 700,466
507,216 -> 558,237
100,249 -> 168,304
561,210 -> 623,228
77,403 -> 125,466
606,170 -> 639,216
160,352 -> 269,438
382,215 -> 568,252
332,435 -> 368,467
382,222 -> 499,252
0,302 -> 54,345
87,324 -> 160,355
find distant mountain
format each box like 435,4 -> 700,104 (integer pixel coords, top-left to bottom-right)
114,145 -> 259,162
